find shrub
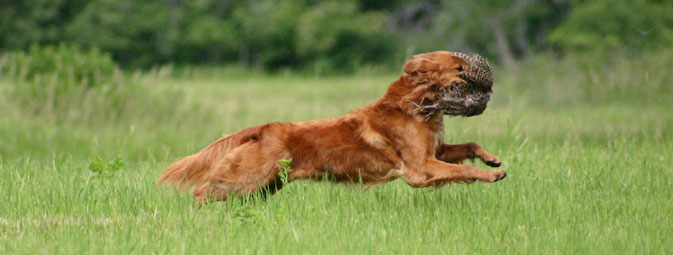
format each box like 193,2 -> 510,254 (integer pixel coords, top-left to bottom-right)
0,44 -> 140,123
0,43 -> 119,87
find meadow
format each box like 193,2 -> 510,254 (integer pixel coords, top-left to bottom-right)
0,52 -> 672,254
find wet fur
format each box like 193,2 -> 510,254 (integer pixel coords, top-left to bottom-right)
158,51 -> 506,202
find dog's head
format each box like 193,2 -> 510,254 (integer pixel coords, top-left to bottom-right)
403,51 -> 493,117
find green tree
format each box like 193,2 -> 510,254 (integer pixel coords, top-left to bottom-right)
394,0 -> 569,66
232,0 -> 303,69
0,0 -> 91,49
296,0 -> 397,72
180,0 -> 243,64
66,0 -> 179,66
548,0 -> 673,52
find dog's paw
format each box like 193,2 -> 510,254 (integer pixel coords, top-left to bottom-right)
483,169 -> 507,182
494,169 -> 507,182
480,155 -> 501,167
485,159 -> 501,167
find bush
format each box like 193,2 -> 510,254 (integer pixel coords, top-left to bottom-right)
0,44 -> 140,122
0,43 -> 119,87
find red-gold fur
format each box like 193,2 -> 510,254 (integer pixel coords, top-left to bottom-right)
158,51 -> 506,202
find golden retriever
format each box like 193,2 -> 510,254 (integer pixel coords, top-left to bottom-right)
158,51 -> 506,202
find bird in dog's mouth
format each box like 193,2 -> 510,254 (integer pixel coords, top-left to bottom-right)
416,52 -> 494,118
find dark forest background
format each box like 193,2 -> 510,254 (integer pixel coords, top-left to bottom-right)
1,0 -> 672,71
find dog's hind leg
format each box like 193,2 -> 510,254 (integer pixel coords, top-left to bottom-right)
192,139 -> 289,203
158,124 -> 272,188
436,142 -> 501,167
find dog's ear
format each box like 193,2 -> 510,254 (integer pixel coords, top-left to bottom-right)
403,55 -> 440,75
403,54 -> 441,86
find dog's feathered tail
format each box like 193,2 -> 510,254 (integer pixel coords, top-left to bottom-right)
157,124 -> 267,189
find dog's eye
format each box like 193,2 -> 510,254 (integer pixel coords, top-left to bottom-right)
457,66 -> 464,72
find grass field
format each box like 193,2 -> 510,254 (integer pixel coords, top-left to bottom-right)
1,53 -> 672,254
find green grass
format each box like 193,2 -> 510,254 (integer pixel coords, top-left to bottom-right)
1,53 -> 672,254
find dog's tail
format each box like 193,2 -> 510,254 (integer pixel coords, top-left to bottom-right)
157,124 -> 267,189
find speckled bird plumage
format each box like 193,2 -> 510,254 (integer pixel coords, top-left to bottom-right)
450,52 -> 494,90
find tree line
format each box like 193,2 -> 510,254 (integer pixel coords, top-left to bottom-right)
1,0 -> 671,70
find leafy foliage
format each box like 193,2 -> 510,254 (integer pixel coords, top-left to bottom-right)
0,44 -> 131,121
548,0 -> 673,52
296,1 -> 396,72
88,156 -> 125,179
0,43 -> 191,127
1,0 -> 672,69
1,43 -> 118,86
277,158 -> 293,185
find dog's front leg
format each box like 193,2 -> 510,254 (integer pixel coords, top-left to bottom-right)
403,160 -> 506,187
436,142 -> 501,167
